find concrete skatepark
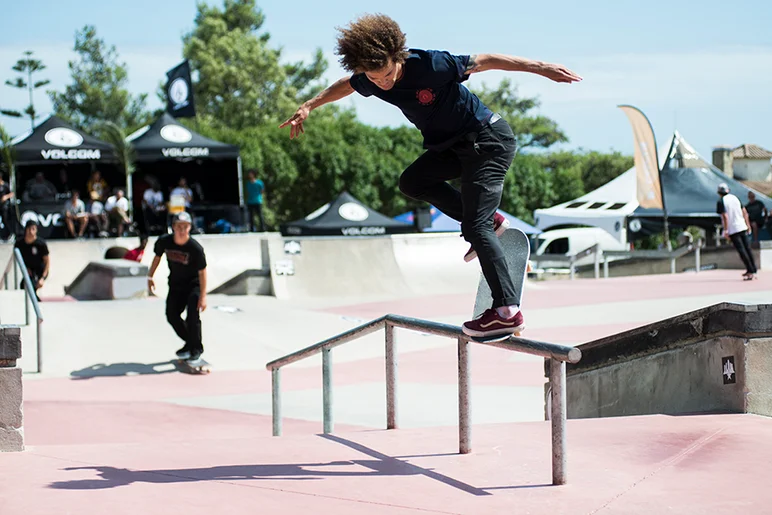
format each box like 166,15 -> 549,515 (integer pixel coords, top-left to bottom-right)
2,232 -> 772,513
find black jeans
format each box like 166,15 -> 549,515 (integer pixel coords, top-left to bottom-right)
166,287 -> 203,354
399,117 -> 518,308
729,232 -> 757,274
248,204 -> 265,232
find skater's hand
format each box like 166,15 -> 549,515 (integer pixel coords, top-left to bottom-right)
147,276 -> 155,293
36,278 -> 45,289
541,63 -> 582,83
279,105 -> 310,139
198,294 -> 207,312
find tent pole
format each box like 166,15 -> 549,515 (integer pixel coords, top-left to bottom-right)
126,169 -> 134,224
237,156 -> 247,231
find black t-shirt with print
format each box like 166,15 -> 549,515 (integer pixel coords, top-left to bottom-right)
14,237 -> 49,274
154,234 -> 207,290
349,49 -> 494,152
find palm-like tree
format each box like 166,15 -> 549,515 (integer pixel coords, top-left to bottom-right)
99,121 -> 136,219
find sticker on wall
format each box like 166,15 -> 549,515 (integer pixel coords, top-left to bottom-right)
722,356 -> 736,385
284,240 -> 301,255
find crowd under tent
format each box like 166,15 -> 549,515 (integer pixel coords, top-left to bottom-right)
6,116 -> 121,238
126,113 -> 243,232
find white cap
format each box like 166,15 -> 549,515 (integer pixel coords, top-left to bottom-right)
717,183 -> 729,194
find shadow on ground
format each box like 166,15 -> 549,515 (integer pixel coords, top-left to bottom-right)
48,434 -> 553,494
70,361 -> 179,379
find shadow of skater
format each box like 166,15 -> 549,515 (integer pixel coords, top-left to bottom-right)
50,436 -> 517,496
70,361 -> 178,379
49,462 -> 403,490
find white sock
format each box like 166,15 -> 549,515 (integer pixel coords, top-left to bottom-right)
496,305 -> 520,319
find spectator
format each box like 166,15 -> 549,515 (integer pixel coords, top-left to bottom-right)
23,172 -> 57,202
123,235 -> 148,262
14,220 -> 49,301
745,191 -> 768,243
87,170 -> 109,202
717,183 -> 757,279
0,172 -> 15,240
88,190 -> 109,237
142,180 -> 166,234
105,189 -> 131,236
246,169 -> 265,232
170,177 -> 193,208
64,190 -> 89,238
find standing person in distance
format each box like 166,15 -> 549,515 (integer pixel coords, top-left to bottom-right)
246,170 -> 266,232
147,212 -> 208,360
14,220 -> 50,301
717,183 -> 757,280
280,13 -> 581,338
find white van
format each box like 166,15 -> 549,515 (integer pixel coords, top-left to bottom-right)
531,227 -> 628,269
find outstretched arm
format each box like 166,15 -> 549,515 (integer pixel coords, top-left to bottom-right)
279,77 -> 356,138
465,54 -> 582,83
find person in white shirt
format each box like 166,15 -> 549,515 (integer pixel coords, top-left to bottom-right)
105,189 -> 131,237
170,177 -> 193,208
142,181 -> 166,234
717,183 -> 757,279
63,190 -> 88,238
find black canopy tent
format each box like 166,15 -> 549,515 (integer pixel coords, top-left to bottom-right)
280,191 -> 413,236
126,113 -> 243,231
628,132 -> 772,238
7,116 -> 120,238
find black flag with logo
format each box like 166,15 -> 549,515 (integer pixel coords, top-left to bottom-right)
165,60 -> 196,118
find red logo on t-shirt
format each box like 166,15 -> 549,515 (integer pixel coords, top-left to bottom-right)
416,89 -> 435,105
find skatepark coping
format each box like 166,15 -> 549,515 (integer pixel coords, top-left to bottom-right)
265,313 -> 582,485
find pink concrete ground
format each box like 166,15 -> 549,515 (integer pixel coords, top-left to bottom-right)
3,270 -> 772,514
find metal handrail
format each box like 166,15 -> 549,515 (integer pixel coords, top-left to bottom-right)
0,248 -> 44,372
265,313 -> 581,485
530,244 -> 601,280
602,238 -> 704,278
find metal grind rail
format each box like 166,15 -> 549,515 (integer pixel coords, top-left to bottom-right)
266,313 -> 581,485
0,249 -> 43,372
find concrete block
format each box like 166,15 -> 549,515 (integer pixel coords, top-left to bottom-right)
0,427 -> 24,452
746,338 -> 772,416
567,337 -> 747,419
0,367 -> 23,428
0,326 -> 22,361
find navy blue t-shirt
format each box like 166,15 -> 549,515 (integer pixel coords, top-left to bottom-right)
349,49 -> 494,151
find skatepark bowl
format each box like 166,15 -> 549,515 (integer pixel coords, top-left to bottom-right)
4,232 -> 772,514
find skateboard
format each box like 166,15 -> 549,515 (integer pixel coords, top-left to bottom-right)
470,228 -> 530,342
176,357 -> 212,375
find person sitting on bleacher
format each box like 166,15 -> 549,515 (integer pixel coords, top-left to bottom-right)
63,190 -> 89,239
105,189 -> 131,237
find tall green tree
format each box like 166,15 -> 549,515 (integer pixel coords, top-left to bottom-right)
1,51 -> 50,130
49,25 -> 150,134
183,0 -> 327,129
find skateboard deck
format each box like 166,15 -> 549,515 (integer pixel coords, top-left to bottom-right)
470,228 -> 530,342
176,358 -> 212,375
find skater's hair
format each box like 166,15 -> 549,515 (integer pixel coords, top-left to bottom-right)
335,14 -> 409,73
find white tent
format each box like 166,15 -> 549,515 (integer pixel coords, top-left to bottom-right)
533,167 -> 637,244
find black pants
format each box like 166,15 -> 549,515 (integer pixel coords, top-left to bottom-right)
166,287 -> 203,354
399,117 -> 518,308
248,204 -> 265,232
730,232 -> 757,274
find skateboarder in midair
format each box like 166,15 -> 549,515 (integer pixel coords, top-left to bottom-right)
280,13 -> 581,337
147,212 -> 208,360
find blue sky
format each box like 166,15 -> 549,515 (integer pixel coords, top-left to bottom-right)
2,0 -> 771,160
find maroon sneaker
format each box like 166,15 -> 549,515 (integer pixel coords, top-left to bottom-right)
462,308 -> 525,338
464,212 -> 510,262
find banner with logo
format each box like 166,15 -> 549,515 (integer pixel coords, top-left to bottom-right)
165,60 -> 196,118
618,105 -> 663,210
